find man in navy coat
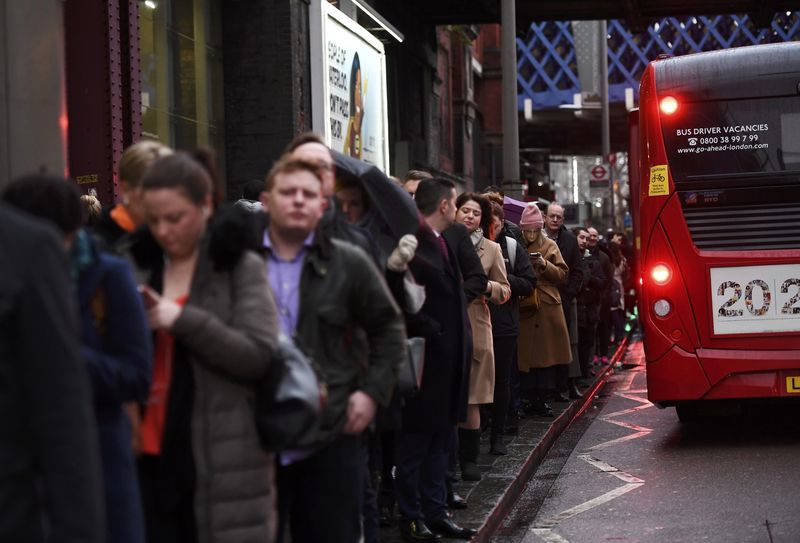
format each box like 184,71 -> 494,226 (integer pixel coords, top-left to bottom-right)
395,178 -> 478,541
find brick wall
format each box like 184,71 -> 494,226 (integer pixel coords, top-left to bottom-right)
222,0 -> 311,199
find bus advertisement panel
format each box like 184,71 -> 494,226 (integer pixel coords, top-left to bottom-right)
637,43 -> 800,419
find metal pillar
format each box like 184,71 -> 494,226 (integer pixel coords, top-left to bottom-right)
501,0 -> 522,197
63,0 -> 141,204
600,20 -> 614,226
0,0 -> 67,187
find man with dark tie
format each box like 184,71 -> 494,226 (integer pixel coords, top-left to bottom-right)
395,178 -> 477,541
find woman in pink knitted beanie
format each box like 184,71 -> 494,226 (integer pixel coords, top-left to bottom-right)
517,203 -> 571,417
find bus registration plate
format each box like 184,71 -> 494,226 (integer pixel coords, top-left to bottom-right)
710,264 -> 800,335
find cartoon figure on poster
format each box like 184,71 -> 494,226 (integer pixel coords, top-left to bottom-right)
344,53 -> 366,159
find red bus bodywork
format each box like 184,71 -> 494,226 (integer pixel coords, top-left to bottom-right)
638,44 -> 800,407
628,108 -> 641,301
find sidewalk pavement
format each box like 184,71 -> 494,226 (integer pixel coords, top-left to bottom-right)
379,336 -> 632,543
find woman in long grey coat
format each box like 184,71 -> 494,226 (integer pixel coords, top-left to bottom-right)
517,203 -> 571,417
130,150 -> 278,543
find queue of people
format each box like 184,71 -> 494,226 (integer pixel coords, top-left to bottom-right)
0,132 -> 631,543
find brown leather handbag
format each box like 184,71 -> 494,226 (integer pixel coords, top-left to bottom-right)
519,288 -> 541,312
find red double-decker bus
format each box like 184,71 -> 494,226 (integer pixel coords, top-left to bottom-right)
637,42 -> 800,420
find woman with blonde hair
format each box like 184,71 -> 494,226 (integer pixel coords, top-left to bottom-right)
517,203 -> 571,417
453,192 -> 510,481
94,140 -> 173,249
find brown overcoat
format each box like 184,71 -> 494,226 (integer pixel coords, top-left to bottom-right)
467,237 -> 511,404
518,233 -> 572,371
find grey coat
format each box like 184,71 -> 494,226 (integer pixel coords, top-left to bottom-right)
174,248 -> 278,543
129,229 -> 279,543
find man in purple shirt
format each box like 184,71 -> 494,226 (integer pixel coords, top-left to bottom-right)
260,156 -> 406,543
263,230 -> 313,336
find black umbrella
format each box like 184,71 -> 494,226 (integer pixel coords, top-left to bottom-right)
331,150 -> 420,257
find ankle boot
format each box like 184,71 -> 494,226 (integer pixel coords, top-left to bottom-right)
489,432 -> 507,455
568,378 -> 582,399
458,428 -> 482,481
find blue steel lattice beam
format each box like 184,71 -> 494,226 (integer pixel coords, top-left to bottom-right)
518,12 -> 800,110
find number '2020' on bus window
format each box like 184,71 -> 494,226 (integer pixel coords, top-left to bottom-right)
661,96 -> 800,183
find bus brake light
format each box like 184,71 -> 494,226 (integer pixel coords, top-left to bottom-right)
659,96 -> 679,115
651,264 -> 672,285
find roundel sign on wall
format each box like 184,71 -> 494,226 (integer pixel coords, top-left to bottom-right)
589,164 -> 609,187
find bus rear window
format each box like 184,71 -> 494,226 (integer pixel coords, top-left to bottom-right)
661,96 -> 800,182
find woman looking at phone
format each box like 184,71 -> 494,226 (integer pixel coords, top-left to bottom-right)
453,192 -> 511,480
516,203 -> 571,417
129,150 -> 279,543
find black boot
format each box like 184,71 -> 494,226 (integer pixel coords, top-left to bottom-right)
505,410 -> 519,435
530,390 -> 554,417
489,432 -> 507,455
458,428 -> 482,481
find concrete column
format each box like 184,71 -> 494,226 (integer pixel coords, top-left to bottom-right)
0,0 -> 67,188
338,0 -> 357,19
501,0 -> 522,197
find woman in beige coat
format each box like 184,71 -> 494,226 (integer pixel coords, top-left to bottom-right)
454,192 -> 511,481
517,203 -> 571,417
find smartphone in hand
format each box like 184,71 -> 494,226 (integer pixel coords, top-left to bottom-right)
529,252 -> 541,259
138,285 -> 159,309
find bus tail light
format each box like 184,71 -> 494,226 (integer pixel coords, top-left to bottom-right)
659,96 -> 679,115
653,299 -> 672,317
651,264 -> 672,285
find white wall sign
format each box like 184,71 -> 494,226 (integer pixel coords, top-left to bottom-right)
310,0 -> 390,173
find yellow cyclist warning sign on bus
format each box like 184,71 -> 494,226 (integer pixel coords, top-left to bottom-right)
648,165 -> 669,196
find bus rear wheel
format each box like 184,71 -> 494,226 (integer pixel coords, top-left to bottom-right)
675,402 -> 699,423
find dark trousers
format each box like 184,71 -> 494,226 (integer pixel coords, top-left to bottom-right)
555,364 -> 569,393
596,304 -> 611,357
138,455 -> 197,543
363,434 -> 380,543
509,345 -> 521,413
395,427 -> 450,523
491,335 -> 518,437
578,323 -> 597,378
521,366 -> 557,399
611,309 -> 626,343
445,426 -> 458,497
378,430 -> 397,509
277,434 -> 363,543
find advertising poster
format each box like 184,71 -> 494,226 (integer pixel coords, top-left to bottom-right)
310,0 -> 390,172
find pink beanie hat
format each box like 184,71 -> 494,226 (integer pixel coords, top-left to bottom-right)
519,203 -> 544,229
